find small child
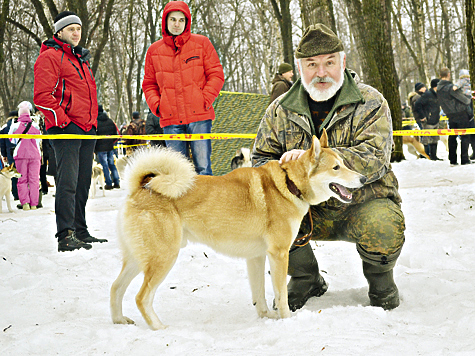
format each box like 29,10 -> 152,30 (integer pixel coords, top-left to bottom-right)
455,69 -> 472,99
9,101 -> 42,210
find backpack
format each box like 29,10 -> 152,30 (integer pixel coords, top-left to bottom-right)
124,118 -> 146,147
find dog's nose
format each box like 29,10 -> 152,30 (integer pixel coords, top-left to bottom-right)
360,176 -> 367,184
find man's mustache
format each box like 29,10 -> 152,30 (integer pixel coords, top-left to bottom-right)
311,76 -> 336,85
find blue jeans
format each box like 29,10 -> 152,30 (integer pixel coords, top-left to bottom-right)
96,151 -> 120,186
163,120 -> 213,175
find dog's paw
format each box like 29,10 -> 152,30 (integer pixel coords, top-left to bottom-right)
113,316 -> 135,325
149,322 -> 168,331
257,309 -> 279,319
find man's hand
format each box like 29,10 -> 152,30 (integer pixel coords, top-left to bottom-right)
421,118 -> 427,122
279,149 -> 306,164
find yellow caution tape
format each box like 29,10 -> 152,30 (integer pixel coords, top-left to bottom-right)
1,125 -> 473,141
394,128 -> 475,136
0,133 -> 257,140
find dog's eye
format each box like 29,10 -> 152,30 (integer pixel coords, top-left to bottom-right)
333,165 -> 340,171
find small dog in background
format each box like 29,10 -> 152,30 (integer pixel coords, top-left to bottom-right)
89,163 -> 105,199
403,136 -> 430,159
116,155 -> 130,180
0,164 -> 21,213
230,147 -> 252,170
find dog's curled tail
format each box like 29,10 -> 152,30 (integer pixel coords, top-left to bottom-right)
124,147 -> 196,198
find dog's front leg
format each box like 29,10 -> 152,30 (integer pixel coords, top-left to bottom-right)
246,256 -> 277,319
267,248 -> 291,319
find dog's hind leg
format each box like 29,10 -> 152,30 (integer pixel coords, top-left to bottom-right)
267,248 -> 291,319
247,255 -> 277,319
135,252 -> 179,330
111,257 -> 141,325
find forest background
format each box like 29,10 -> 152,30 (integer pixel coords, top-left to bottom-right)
0,0 -> 474,161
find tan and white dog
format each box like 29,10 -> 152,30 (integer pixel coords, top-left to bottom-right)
231,147 -> 252,170
89,163 -> 105,199
110,130 -> 367,330
115,155 -> 130,180
0,164 -> 21,213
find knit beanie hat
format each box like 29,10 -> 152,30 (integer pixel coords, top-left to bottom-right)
414,82 -> 426,91
54,11 -> 82,34
132,111 -> 140,119
295,24 -> 344,59
430,78 -> 440,88
459,69 -> 470,77
278,63 -> 293,74
17,101 -> 33,115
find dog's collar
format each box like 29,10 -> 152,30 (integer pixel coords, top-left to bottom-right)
286,175 -> 302,199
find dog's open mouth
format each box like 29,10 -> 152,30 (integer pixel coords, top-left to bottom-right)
329,183 -> 352,202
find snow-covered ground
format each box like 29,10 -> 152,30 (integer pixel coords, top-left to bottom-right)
1,141 -> 475,355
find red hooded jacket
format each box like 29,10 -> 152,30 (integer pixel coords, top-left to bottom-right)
34,37 -> 98,132
142,1 -> 224,127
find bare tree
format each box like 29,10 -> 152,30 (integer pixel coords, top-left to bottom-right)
299,0 -> 337,32
0,0 -> 10,75
466,0 -> 475,116
269,0 -> 294,71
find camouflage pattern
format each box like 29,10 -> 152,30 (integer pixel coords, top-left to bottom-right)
252,69 -> 405,255
300,199 -> 405,255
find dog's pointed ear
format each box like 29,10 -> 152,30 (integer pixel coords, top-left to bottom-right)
320,129 -> 329,148
311,135 -> 322,159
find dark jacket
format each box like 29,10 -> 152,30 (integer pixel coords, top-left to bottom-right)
268,74 -> 292,106
0,118 -> 16,161
34,37 -> 98,132
437,79 -> 472,123
95,112 -> 119,152
145,111 -> 166,147
414,88 -> 440,125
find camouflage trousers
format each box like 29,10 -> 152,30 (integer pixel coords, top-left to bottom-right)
300,198 -> 405,255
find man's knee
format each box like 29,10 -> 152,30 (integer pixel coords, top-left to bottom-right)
346,199 -> 405,255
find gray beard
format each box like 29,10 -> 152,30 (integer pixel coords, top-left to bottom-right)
302,68 -> 345,102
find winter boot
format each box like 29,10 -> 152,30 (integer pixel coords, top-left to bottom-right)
58,230 -> 93,252
358,244 -> 401,310
287,243 -> 328,311
429,143 -> 441,161
79,235 -> 108,243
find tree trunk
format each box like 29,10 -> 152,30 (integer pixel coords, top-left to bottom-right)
90,0 -> 115,75
466,0 -> 475,116
440,0 -> 452,69
298,0 -> 336,33
344,0 -> 382,88
269,0 -> 294,73
410,0 -> 429,83
0,0 -> 10,74
347,0 -> 403,161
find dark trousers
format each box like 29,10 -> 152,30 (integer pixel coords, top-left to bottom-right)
448,119 -> 471,164
48,123 -> 96,239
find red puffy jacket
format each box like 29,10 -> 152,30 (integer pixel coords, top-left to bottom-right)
34,37 -> 98,132
142,1 -> 224,127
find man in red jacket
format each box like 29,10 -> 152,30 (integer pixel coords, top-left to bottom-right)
34,11 -> 106,252
142,1 -> 224,175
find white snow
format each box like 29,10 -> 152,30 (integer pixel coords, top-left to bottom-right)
1,143 -> 475,355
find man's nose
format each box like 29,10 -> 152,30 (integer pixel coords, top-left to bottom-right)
315,65 -> 326,77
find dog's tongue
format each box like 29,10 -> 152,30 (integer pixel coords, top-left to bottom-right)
332,183 -> 352,201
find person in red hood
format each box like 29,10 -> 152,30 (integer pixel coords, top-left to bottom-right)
142,1 -> 224,175
33,11 -> 105,252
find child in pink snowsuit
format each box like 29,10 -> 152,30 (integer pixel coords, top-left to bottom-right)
9,101 -> 42,210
